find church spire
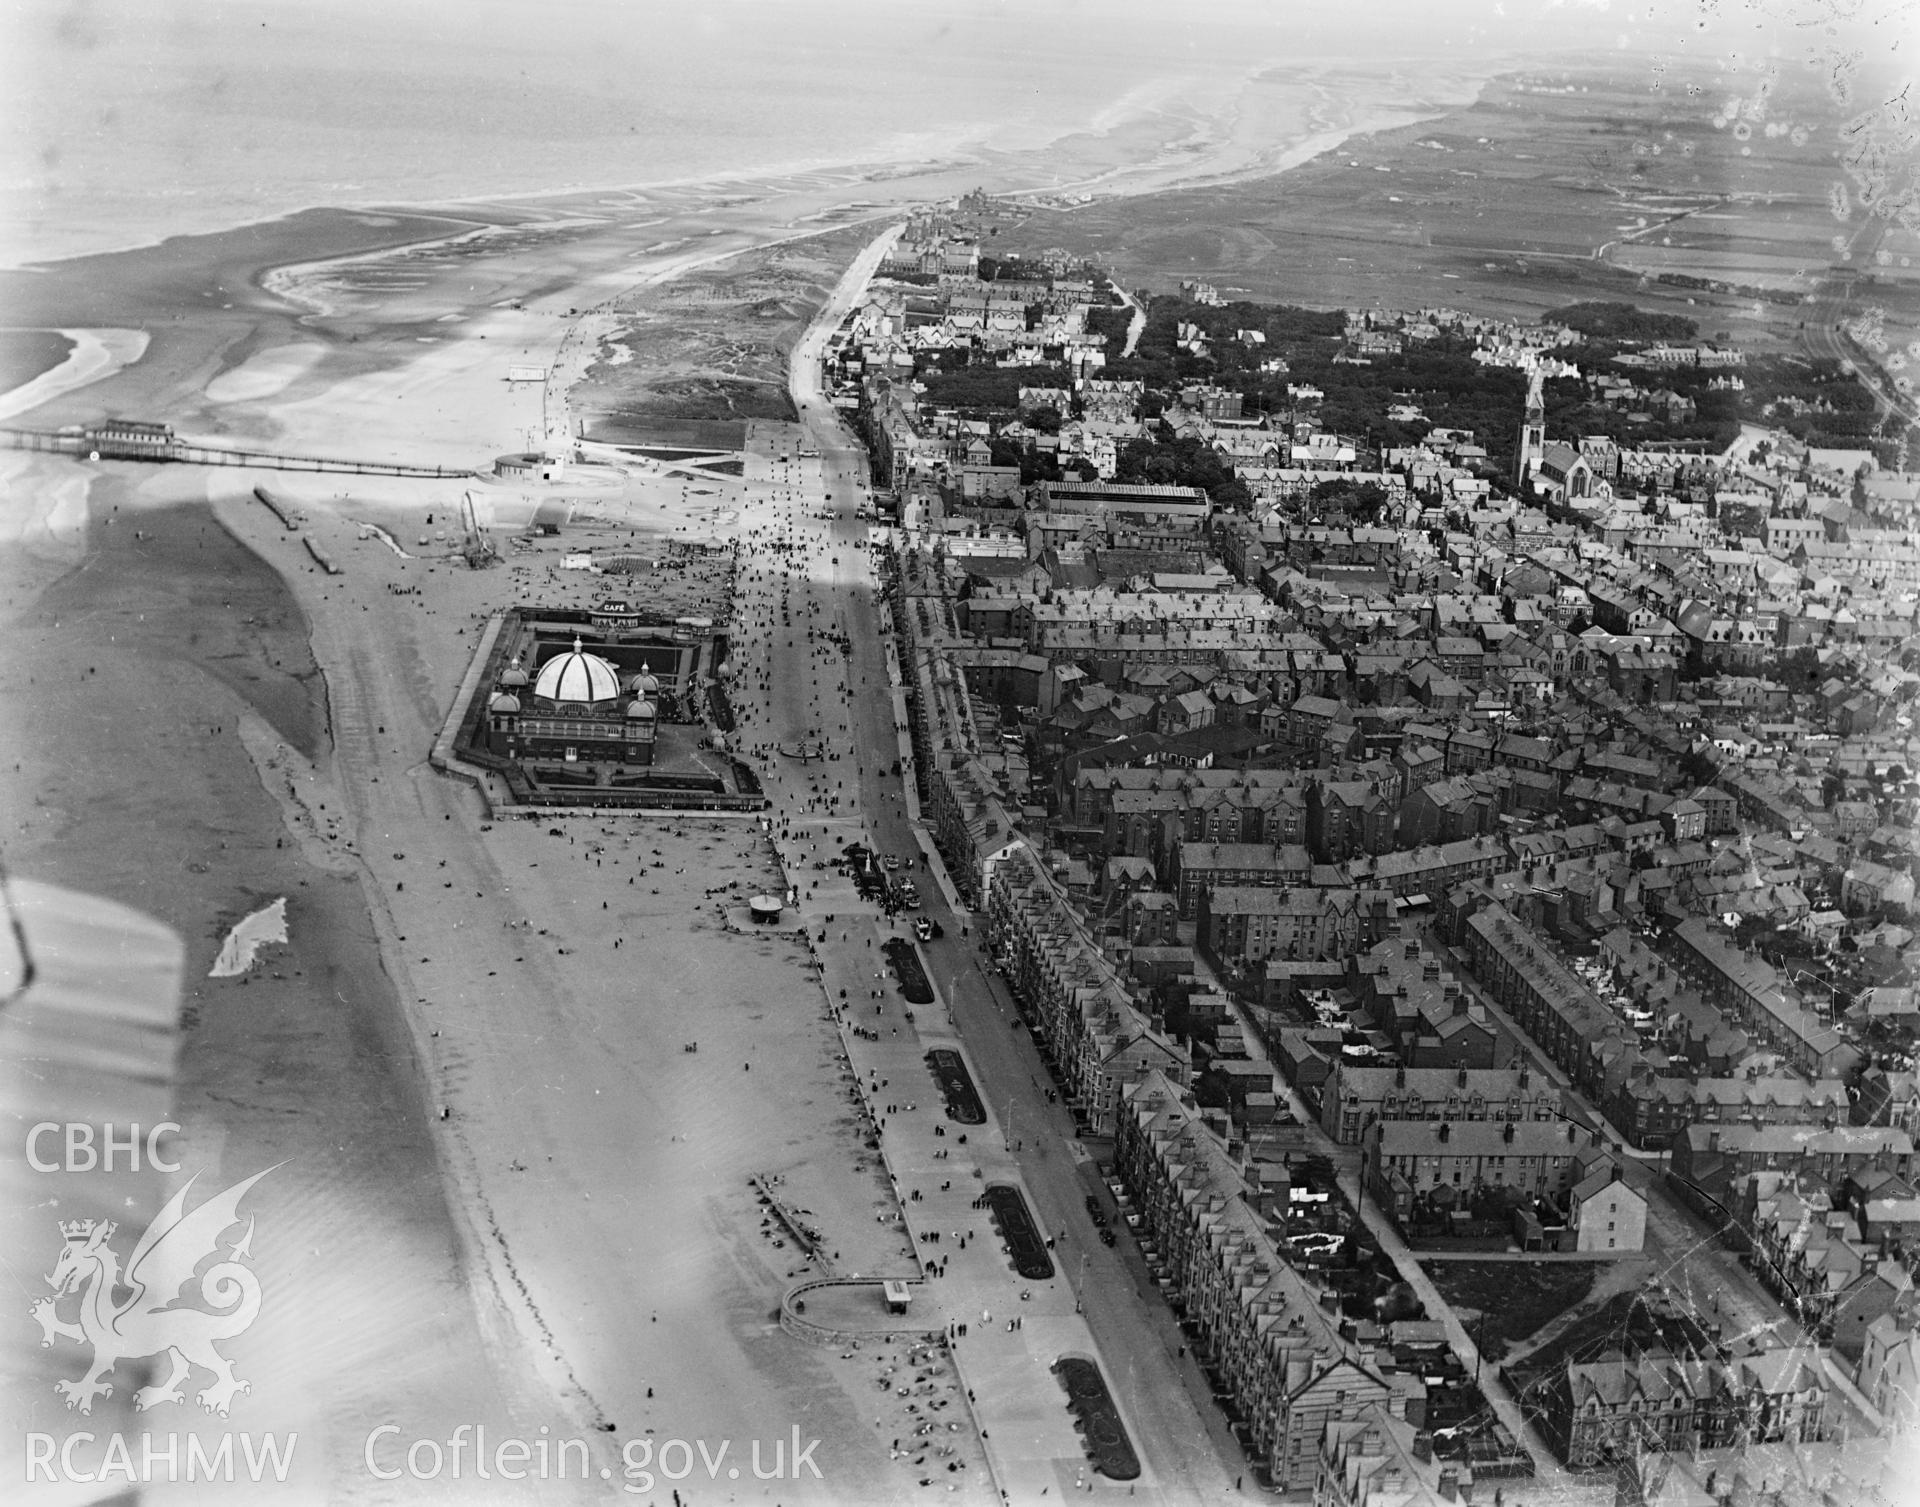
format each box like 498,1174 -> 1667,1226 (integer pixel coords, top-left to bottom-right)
1514,366 -> 1546,490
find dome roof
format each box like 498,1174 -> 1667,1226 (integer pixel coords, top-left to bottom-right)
629,670 -> 661,695
499,657 -> 529,688
488,692 -> 521,713
626,699 -> 656,719
534,638 -> 621,703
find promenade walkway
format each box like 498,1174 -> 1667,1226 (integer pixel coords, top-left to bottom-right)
701,228 -> 1185,1502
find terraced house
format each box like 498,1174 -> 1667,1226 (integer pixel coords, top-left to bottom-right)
1362,1118 -> 1610,1225
1349,834 -> 1513,900
1349,938 -> 1520,1071
1319,1063 -> 1562,1146
1668,1123 -> 1914,1218
1667,917 -> 1856,1080
1462,903 -> 1618,1095
1314,1407 -> 1473,1507
1608,1064 -> 1850,1151
1535,1342 -> 1830,1467
985,842 -> 1186,1133
1197,885 -> 1397,968
1117,1072 -> 1424,1492
1174,840 -> 1315,918
1066,766 -> 1308,865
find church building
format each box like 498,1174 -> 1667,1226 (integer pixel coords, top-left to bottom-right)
1515,368 -> 1610,505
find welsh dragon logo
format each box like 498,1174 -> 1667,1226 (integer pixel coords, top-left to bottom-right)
30,1167 -> 275,1417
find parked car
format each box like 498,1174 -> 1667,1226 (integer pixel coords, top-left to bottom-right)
913,917 -> 934,943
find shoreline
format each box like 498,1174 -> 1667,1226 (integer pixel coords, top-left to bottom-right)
0,466 -> 536,1497
0,62 -> 1476,420
0,150 -> 972,277
0,54 -> 1503,287
3,209 -> 953,1498
0,59 -> 1505,1501
0,326 -> 152,421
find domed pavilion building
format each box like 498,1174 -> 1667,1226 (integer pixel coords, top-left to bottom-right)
485,637 -> 656,766
458,603 -> 761,810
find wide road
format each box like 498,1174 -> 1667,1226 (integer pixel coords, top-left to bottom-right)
765,242 -> 1254,1498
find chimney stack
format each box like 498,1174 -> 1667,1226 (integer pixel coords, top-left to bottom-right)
1411,1430 -> 1434,1463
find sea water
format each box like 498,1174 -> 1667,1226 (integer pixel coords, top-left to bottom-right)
0,1 -> 1562,268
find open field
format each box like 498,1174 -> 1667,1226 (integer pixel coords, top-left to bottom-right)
1420,1260 -> 1606,1363
1020,62 -> 1920,362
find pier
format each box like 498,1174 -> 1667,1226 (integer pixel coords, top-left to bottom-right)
0,421 -> 472,479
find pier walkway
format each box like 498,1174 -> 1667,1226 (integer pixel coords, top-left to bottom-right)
0,424 -> 471,479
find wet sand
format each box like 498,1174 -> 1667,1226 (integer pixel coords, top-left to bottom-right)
0,197 -> 1020,1506
0,69 -> 1503,1499
0,460 -> 537,1503
0,411 -> 965,1500
32,488 -> 328,756
0,328 -> 74,389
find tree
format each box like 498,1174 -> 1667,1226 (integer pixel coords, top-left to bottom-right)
916,359 -> 1076,412
1348,482 -> 1389,524
1544,301 -> 1699,343
1780,647 -> 1822,692
1678,746 -> 1718,786
1113,432 -> 1252,509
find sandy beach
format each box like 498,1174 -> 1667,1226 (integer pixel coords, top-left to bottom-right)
0,328 -> 151,421
0,197 -> 994,1499
0,60 -> 1500,1502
